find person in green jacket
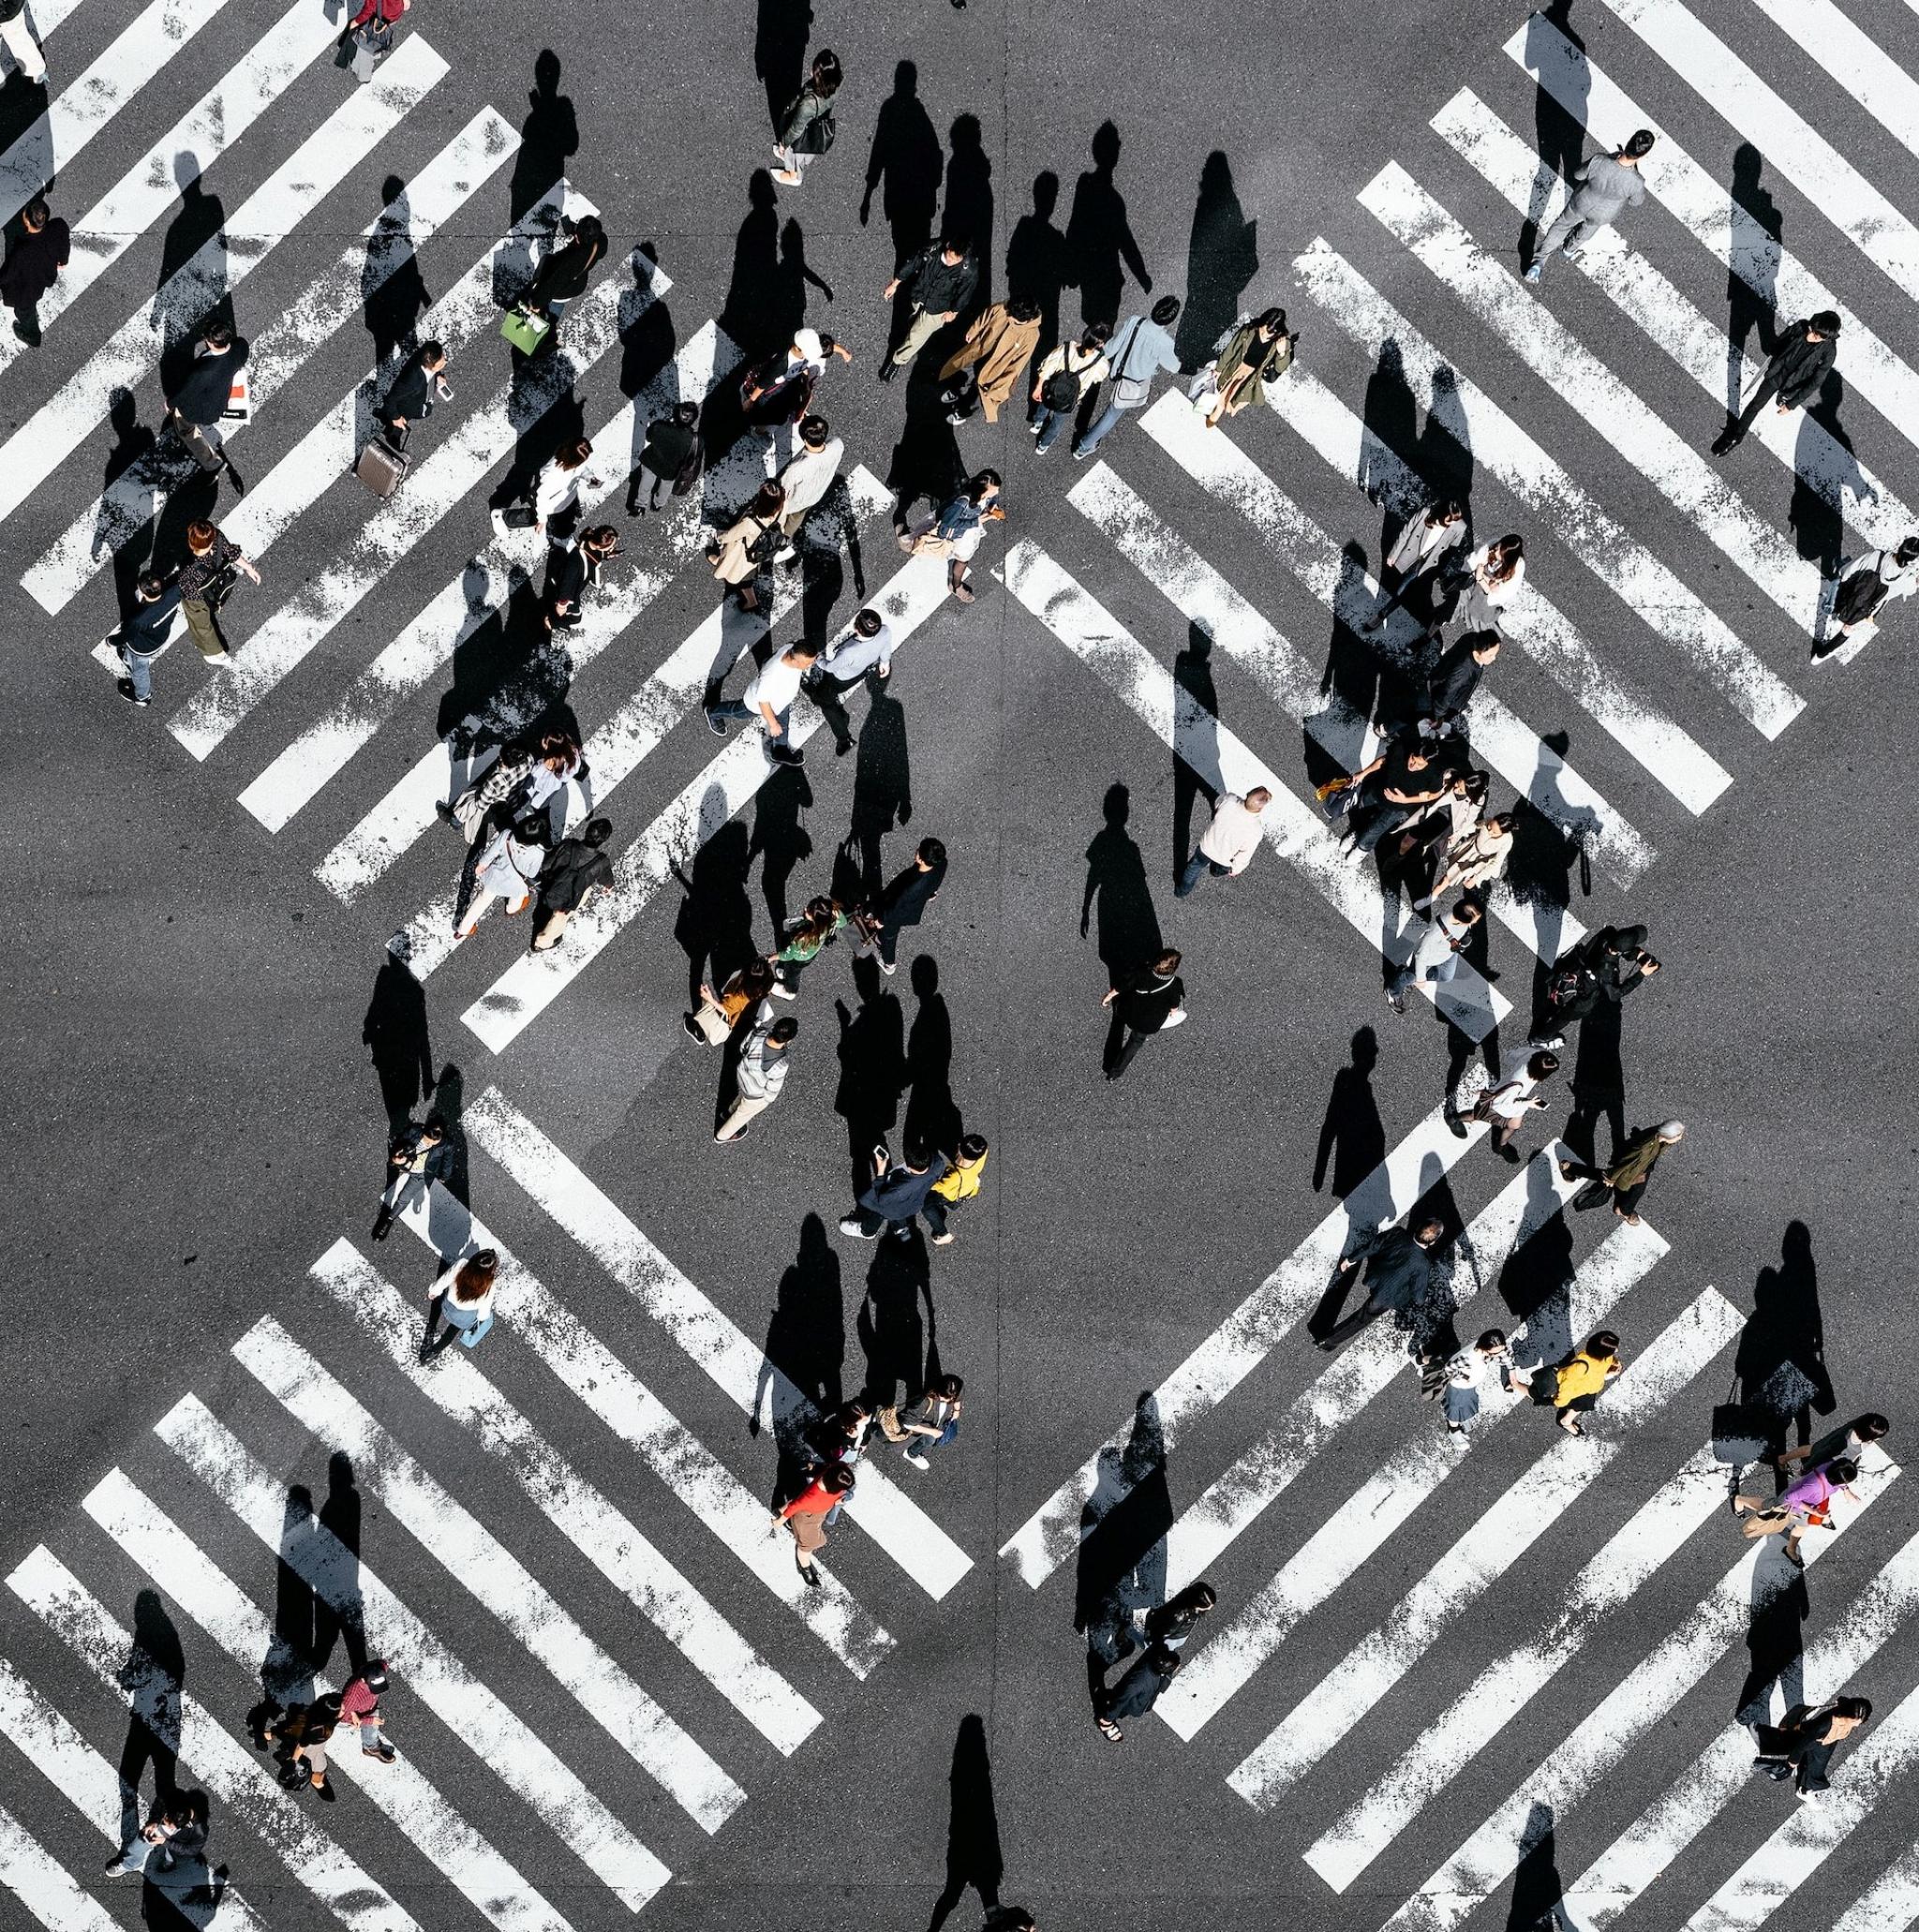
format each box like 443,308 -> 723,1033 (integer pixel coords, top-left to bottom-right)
1202,307 -> 1296,427
1559,1121 -> 1683,1225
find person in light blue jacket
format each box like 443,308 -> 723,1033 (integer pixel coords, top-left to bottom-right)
1074,294 -> 1183,459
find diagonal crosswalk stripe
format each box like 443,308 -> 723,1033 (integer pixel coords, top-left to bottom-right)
231,1314 -> 743,1835
166,245 -> 661,762
1000,538 -> 1506,1034
0,1800 -> 123,1932
0,37 -> 449,529
29,108 -> 519,617
309,1237 -> 823,1754
156,1393 -> 671,1911
1566,1524 -> 1919,1928
1296,238 -> 1804,738
1509,15 -> 1919,465
1591,0 -> 1919,309
1262,367 -> 1731,816
1436,89 -> 1912,554
243,318 -> 745,837
0,0 -> 348,380
1361,162 -> 1824,632
1350,1447 -> 1898,1925
464,1088 -> 977,1599
1214,1286 -> 1738,1775
81,1467 -> 575,1932
457,554 -> 956,1053
381,1179 -> 894,1674
7,1544 -> 427,1932
1740,0 -> 1919,166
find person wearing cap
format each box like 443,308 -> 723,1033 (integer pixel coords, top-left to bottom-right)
1559,1121 -> 1683,1225
1713,311 -> 1843,455
337,1660 -> 397,1762
1525,128 -> 1655,282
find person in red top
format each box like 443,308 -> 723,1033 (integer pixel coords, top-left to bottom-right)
770,1464 -> 854,1588
337,1659 -> 397,1763
350,0 -> 408,23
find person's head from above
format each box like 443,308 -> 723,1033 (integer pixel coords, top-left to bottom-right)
938,236 -> 967,264
420,339 -> 447,374
803,894 -> 840,927
22,196 -> 48,234
900,1138 -> 934,1172
739,958 -> 777,999
766,1016 -> 799,1048
1807,309 -> 1842,341
1450,768 -> 1489,804
1150,946 -> 1183,978
819,1463 -> 855,1495
1833,1696 -> 1873,1724
1621,128 -> 1656,162
582,818 -> 613,849
1476,1328 -> 1509,1353
201,320 -> 234,353
810,48 -> 842,94
798,413 -> 831,450
790,327 -> 824,364
1150,294 -> 1182,328
1484,810 -> 1516,838
1897,535 -> 1919,569
186,519 -> 218,556
1854,1414 -> 1892,1443
781,637 -> 821,665
512,810 -> 554,849
1432,498 -> 1466,528
967,468 -> 1002,504
1654,1120 -> 1686,1144
1486,533 -> 1525,575
1006,295 -> 1042,324
853,607 -> 884,639
136,569 -> 167,604
750,479 -> 787,519
1243,785 -> 1272,813
930,1373 -> 964,1400
1450,899 -> 1483,929
1468,631 -> 1502,663
581,524 -> 618,559
1171,1581 -> 1218,1615
571,214 -> 605,250
557,437 -> 592,471
1826,1456 -> 1861,1487
1413,1217 -> 1446,1248
1527,1048 -> 1560,1080
1081,320 -> 1113,351
916,836 -> 945,869
1253,305 -> 1287,339
1584,1330 -> 1621,1360
1405,744 -> 1433,771
359,1659 -> 389,1696
419,1113 -> 448,1145
672,398 -> 700,428
954,1133 -> 989,1169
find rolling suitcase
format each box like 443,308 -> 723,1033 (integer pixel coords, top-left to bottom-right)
355,424 -> 409,498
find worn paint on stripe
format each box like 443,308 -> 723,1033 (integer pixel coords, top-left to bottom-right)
156,1393 -> 670,1910
0,1802 -> 121,1932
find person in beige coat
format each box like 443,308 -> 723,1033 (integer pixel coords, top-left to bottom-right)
938,296 -> 1042,424
707,480 -> 787,612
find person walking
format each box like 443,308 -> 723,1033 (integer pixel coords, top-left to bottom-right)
1432,1329 -> 1526,1434
454,810 -> 551,937
1386,898 -> 1482,1016
1423,630 -> 1501,730
1101,947 -> 1188,1080
1,196 -> 67,346
269,1696 -> 341,1802
1074,294 -> 1183,458
529,817 -> 614,951
1318,1216 -> 1445,1351
1559,1121 -> 1683,1224
1414,810 -> 1515,911
895,1373 -> 964,1469
629,399 -> 703,515
371,1111 -> 450,1241
1714,312 -> 1841,456
1734,1455 -> 1859,1564
377,338 -> 450,442
925,1133 -> 989,1245
165,320 -> 248,490
1365,498 -> 1469,633
1817,535 -> 1919,662
716,1007 -> 798,1142
902,469 -> 1004,603
1027,323 -> 1111,454
113,569 -> 184,707
513,212 -> 607,331
1752,1698 -> 1872,1801
1473,1045 -> 1559,1160
423,1248 -> 498,1359
706,479 -> 787,614
1540,1330 -> 1621,1437
804,606 -> 893,754
939,295 -> 1043,424
1395,766 -> 1489,883
1423,535 -> 1525,645
770,895 -> 850,994
1525,129 -> 1655,282
1093,1641 -> 1183,1742
1778,1414 -> 1890,1476
740,327 -> 852,429
839,1138 -> 951,1239
771,1462 -> 854,1586
541,523 -> 619,632
880,237 -> 979,380
1107,1582 -> 1219,1672
1176,786 -> 1270,897
686,958 -> 779,1045
336,1660 -> 397,1763
0,0 -> 48,82
1196,307 -> 1296,426
496,436 -> 601,544
1333,735 -> 1452,860
856,836 -> 948,974
774,415 -> 845,552
706,634 -> 818,764
772,49 -> 842,187
175,518 -> 261,666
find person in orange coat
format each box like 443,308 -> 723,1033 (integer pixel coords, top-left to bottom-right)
939,296 -> 1042,424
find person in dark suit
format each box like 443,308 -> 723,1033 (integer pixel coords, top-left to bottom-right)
856,837 -> 947,974
164,319 -> 248,488
1714,312 -> 1841,455
1318,1217 -> 1446,1350
542,524 -> 619,632
378,337 -> 449,438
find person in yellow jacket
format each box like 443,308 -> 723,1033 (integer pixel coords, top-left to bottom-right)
1544,1330 -> 1622,1437
925,1133 -> 989,1246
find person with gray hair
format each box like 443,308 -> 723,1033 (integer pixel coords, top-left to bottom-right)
1559,1121 -> 1684,1225
1525,128 -> 1655,283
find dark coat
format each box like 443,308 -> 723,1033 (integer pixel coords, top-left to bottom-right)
872,857 -> 946,931
0,219 -> 68,310
1763,322 -> 1838,410
379,347 -> 438,427
168,340 -> 249,424
536,837 -> 613,914
1350,1226 -> 1435,1313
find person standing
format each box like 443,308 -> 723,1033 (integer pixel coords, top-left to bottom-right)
706,479 -> 787,614
856,836 -> 948,974
1559,1121 -> 1683,1224
772,49 -> 842,187
1714,312 -> 1841,455
1028,322 -> 1111,454
629,399 -> 702,516
774,414 -> 845,551
1474,1046 -> 1559,1160
270,1696 -> 341,1802
164,320 -> 248,490
495,436 -> 601,544
770,1462 -> 854,1587
1176,787 -> 1270,896
804,606 -> 893,754
1074,294 -> 1183,458
706,634 -> 818,765
895,1373 -> 964,1469
454,810 -> 551,937
939,295 -> 1044,424
1317,1216 -> 1445,1351
903,469 -> 1004,603
1366,498 -> 1469,632
1778,1414 -> 1890,1476
513,212 -> 607,329
0,0 -> 48,82
839,1138 -> 951,1239
1386,898 -> 1482,1016
114,569 -> 184,706
0,196 -> 67,346
423,1249 -> 498,1359
372,1111 -> 450,1241
1101,947 -> 1187,1080
1817,535 -> 1919,662
1198,307 -> 1295,426
175,518 -> 261,667
880,237 -> 979,380
925,1133 -> 989,1245
1093,1641 -> 1183,1742
1752,1698 -> 1872,1800
1434,1329 -> 1526,1434
1525,129 -> 1655,282
716,1006 -> 798,1142
336,1660 -> 397,1764
1541,1330 -> 1622,1437
377,338 -> 450,442
529,817 -> 614,951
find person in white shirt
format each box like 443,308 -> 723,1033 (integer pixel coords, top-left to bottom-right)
715,1005 -> 798,1141
775,414 -> 846,550
1424,533 -> 1525,644
706,637 -> 820,765
1175,787 -> 1271,897
1387,897 -> 1482,1014
1477,1045 -> 1559,1159
803,606 -> 894,755
454,810 -> 551,938
493,436 -> 602,543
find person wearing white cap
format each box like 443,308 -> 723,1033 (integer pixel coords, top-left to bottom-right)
1559,1121 -> 1683,1225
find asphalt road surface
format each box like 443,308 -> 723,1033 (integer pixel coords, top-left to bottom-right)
5,0 -> 1919,1926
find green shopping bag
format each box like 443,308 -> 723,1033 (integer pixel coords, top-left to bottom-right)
500,308 -> 550,355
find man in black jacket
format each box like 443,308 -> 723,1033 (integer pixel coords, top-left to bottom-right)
1424,630 -> 1500,730
1,197 -> 67,346
379,338 -> 449,439
879,238 -> 977,379
530,818 -> 614,951
1713,311 -> 1840,455
1101,946 -> 1187,1080
165,320 -> 248,488
1317,1216 -> 1447,1351
857,836 -> 947,973
542,525 -> 618,632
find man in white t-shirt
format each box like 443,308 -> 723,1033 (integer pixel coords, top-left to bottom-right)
1175,787 -> 1271,897
706,637 -> 820,765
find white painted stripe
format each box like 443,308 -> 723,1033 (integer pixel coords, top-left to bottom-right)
462,1088 -> 975,1598
1594,0 -> 1919,307
167,247 -> 661,762
230,1316 -> 741,1835
0,0 -> 245,235
0,1656 -> 272,1926
8,0 -> 89,49
382,1182 -> 893,1675
156,1393 -> 672,1910
1295,239 -> 1803,739
1360,1446 -> 1898,1925
7,1544 -> 427,1932
242,320 -> 740,834
81,1467 -> 573,1932
400,461 -> 889,966
1831,1801 -> 1919,1932
1509,16 -> 1919,468
1361,163 -> 1821,633
28,111 -> 518,617
1217,1287 -> 1738,1778
0,38 -> 447,529
313,409 -> 770,905
0,1802 -> 120,1932
1136,392 -> 1657,884
1743,0 -> 1919,157
1002,537 -> 1507,1035
1266,369 -> 1729,815
0,0 -> 346,381
1567,1524 -> 1919,1928
1161,1148 -> 1605,1604
459,554 -> 955,1052
309,1237 -> 821,1753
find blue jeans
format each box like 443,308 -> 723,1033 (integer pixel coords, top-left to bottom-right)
1176,851 -> 1228,898
119,640 -> 158,700
1075,397 -> 1135,455
1032,403 -> 1070,451
912,1419 -> 959,1459
708,697 -> 794,758
440,1304 -> 493,1349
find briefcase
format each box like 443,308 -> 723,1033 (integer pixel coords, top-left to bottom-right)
355,432 -> 409,498
500,308 -> 550,355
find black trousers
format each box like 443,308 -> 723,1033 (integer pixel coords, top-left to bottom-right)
1320,1289 -> 1395,1349
1724,373 -> 1784,444
806,669 -> 866,750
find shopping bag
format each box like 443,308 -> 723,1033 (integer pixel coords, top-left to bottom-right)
500,308 -> 551,356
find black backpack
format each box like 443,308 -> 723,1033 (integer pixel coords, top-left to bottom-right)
1041,364 -> 1080,411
